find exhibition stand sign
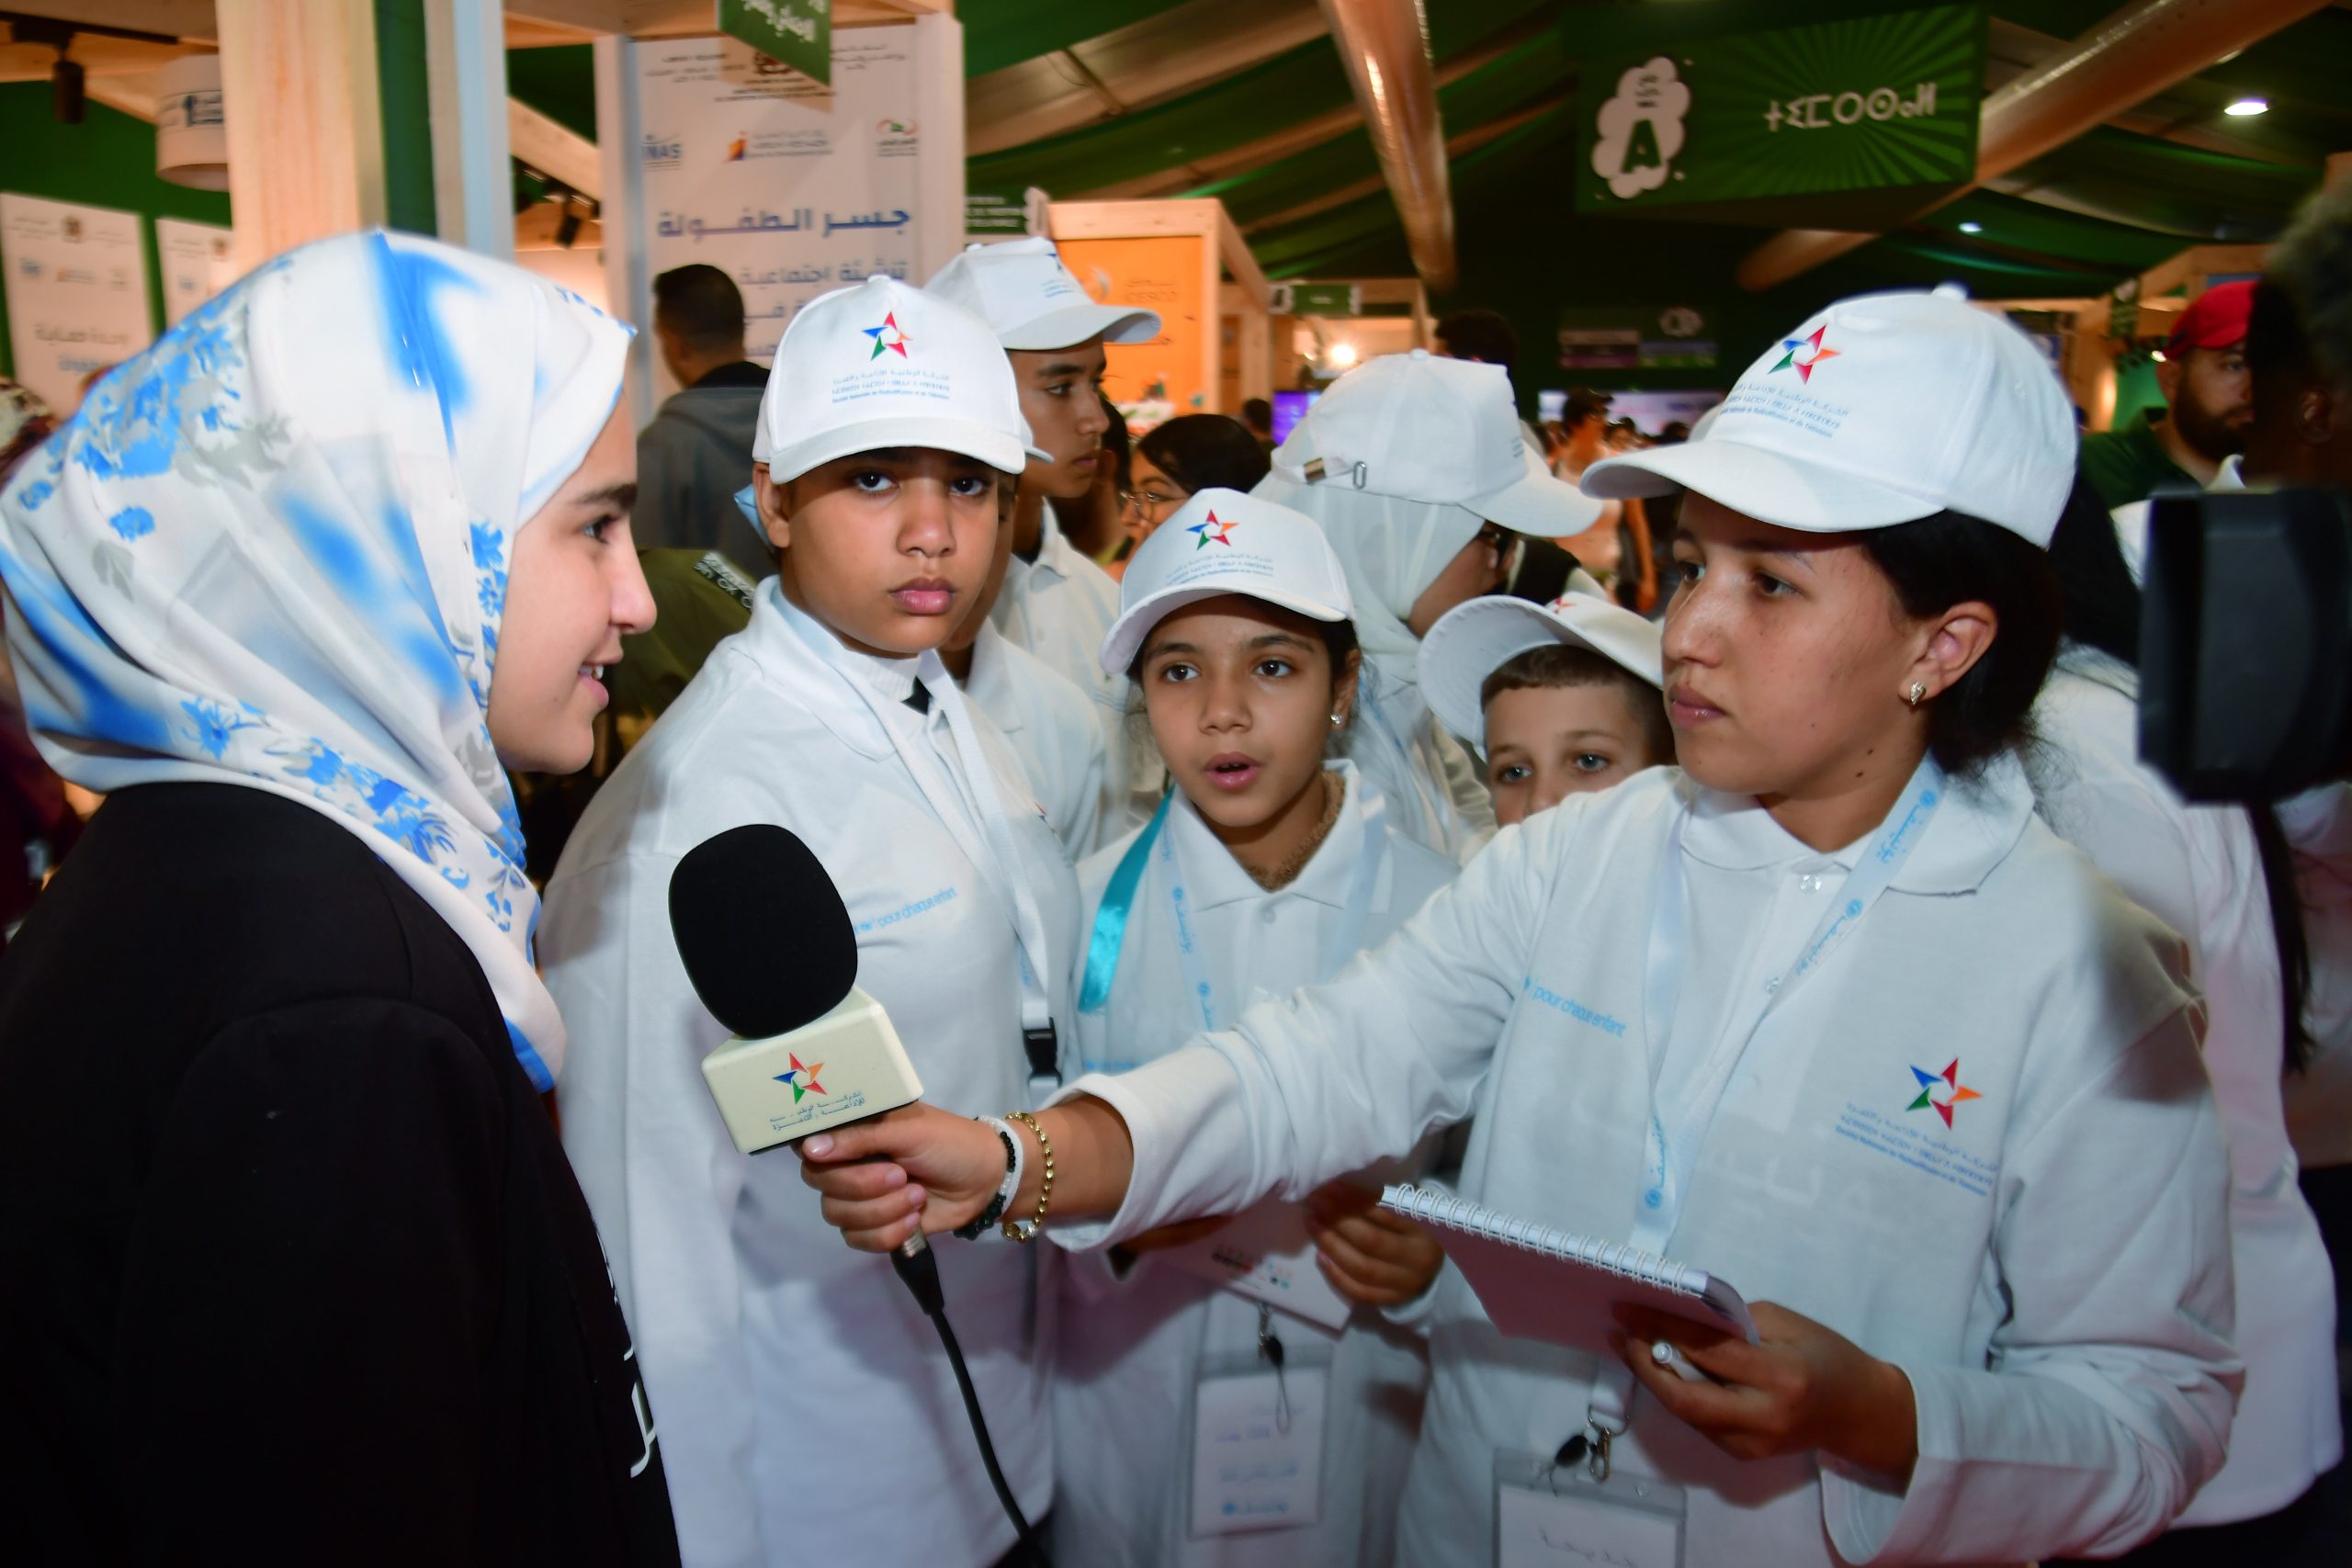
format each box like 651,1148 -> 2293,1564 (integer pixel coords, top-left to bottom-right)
0,193 -> 153,411
639,30 -> 923,363
155,218 -> 240,327
1577,4 -> 1984,227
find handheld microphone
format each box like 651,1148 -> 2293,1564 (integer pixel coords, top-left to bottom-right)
667,824 -> 924,1158
668,826 -> 1049,1563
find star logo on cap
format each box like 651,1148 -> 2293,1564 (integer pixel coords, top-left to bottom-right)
775,1053 -> 827,1102
1188,511 -> 1238,549
1905,1058 -> 1982,1128
1771,324 -> 1840,383
862,311 -> 912,361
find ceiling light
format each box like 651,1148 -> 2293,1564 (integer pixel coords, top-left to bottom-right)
2151,349 -> 2167,363
1958,220 -> 1983,234
1328,342 -> 1359,368
2224,97 -> 2268,117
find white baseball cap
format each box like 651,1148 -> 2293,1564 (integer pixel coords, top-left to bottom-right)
1271,350 -> 1603,536
1582,284 -> 2074,546
757,274 -> 1049,483
1419,592 -> 1664,749
1098,488 -> 1353,675
924,237 -> 1160,352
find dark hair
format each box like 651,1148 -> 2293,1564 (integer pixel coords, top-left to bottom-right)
1859,510 -> 2061,777
1099,389 -> 1132,491
1480,643 -> 1673,766
1435,308 -> 1519,371
1563,388 -> 1611,430
1240,397 -> 1273,435
2044,476 -> 2314,1073
1136,414 -> 1270,497
2262,178 -> 2352,389
651,264 -> 746,353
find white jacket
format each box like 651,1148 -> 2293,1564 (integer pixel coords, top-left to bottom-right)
2033,652 -> 2341,1524
1055,763 -> 1458,1567
1053,759 -> 2238,1567
542,581 -> 1080,1568
965,618 -> 1106,860
990,502 -> 1158,843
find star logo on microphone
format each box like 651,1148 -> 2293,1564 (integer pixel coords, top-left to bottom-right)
775,1053 -> 827,1102
1905,1058 -> 1981,1128
1770,323 -> 1839,383
1189,510 -> 1238,549
862,311 -> 912,360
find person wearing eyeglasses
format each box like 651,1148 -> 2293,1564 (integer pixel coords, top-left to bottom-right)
1111,414 -> 1272,579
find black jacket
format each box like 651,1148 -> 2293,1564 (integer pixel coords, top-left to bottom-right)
0,784 -> 681,1566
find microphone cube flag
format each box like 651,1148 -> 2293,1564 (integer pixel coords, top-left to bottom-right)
699,988 -> 925,1156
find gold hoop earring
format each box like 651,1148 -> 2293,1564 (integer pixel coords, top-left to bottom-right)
1906,681 -> 1927,708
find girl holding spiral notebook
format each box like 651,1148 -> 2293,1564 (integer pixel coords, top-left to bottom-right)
800,289 -> 2239,1568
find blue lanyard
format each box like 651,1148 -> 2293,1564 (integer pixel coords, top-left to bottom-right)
1630,759 -> 1946,1256
1078,776 -> 1384,1031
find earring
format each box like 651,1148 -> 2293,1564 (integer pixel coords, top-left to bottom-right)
1329,711 -> 1346,728
1906,681 -> 1927,708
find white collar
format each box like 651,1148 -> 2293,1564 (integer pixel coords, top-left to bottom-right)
962,622 -> 1025,734
2213,453 -> 2248,491
1677,754 -> 2033,897
1024,502 -> 1080,586
1166,761 -> 1374,914
745,581 -> 933,761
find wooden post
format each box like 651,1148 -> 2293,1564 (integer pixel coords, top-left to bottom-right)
215,0 -> 388,272
424,0 -> 514,260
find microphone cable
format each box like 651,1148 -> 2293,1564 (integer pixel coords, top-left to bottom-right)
890,1236 -> 1051,1566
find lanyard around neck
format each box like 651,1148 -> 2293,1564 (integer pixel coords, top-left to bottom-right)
1584,760 -> 1947,1445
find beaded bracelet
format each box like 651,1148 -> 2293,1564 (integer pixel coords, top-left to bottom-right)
1001,1111 -> 1053,1243
953,1117 -> 1022,1240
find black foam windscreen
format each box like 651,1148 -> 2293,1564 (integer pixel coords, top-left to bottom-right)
668,825 -> 859,1040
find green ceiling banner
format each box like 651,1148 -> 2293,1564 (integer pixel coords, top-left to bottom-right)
1576,4 -> 1984,226
1557,304 -> 1719,371
1276,283 -> 1363,317
716,0 -> 831,87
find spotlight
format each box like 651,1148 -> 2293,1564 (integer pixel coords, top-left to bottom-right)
1328,341 -> 1359,369
2224,98 -> 2268,117
53,55 -> 85,123
2152,349 -> 2168,363
1958,220 -> 1983,234
556,199 -> 582,250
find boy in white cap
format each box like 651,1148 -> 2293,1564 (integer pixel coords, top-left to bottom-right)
800,286 -> 2237,1568
541,274 -> 1077,1568
928,237 -> 1163,834
1419,591 -> 1671,826
1256,348 -> 1603,861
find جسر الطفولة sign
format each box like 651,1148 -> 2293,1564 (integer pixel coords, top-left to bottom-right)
1575,4 -> 1986,228
716,0 -> 831,88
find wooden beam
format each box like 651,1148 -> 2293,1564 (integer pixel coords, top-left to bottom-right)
509,96 -> 600,197
1216,205 -> 1268,309
0,2 -> 218,43
216,0 -> 386,271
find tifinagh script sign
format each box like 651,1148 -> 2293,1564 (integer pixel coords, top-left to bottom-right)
1577,5 -> 1985,227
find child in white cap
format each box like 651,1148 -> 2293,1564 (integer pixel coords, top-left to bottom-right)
929,237 -> 1164,839
1419,591 -> 1671,826
800,286 -> 2238,1568
1053,488 -> 1457,1568
1256,349 -> 1604,862
541,274 -> 1077,1568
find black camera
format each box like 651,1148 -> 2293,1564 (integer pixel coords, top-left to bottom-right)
2140,488 -> 2352,802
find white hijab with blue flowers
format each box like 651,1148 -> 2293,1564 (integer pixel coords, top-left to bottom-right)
0,230 -> 629,1091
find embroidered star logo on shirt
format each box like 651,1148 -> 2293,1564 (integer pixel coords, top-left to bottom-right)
1906,1058 -> 1982,1128
775,1053 -> 827,1102
1188,510 -> 1238,549
862,311 -> 912,360
1770,324 -> 1840,383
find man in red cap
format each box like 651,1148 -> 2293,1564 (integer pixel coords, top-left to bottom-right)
2079,279 -> 2256,509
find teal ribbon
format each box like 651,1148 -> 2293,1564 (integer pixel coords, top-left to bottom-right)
1079,789 -> 1173,1014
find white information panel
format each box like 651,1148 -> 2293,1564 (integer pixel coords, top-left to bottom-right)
1,193 -> 153,412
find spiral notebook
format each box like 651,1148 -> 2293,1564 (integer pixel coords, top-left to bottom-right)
1380,1184 -> 1758,1348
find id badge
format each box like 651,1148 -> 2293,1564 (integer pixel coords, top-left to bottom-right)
1186,1347 -> 1331,1538
1493,1450 -> 1685,1568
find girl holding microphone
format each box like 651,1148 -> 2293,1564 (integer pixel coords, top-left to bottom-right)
800,287 -> 2240,1567
1054,489 -> 1456,1565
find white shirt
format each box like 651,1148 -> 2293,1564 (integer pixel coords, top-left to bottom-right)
541,581 -> 1079,1568
1052,760 -> 2237,1567
964,619 -> 1107,860
2033,651 -> 2340,1523
990,502 -> 1159,841
2281,782 -> 2352,1166
1055,764 -> 1459,1567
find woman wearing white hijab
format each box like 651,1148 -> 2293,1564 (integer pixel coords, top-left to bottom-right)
1256,351 -> 1602,862
0,231 -> 674,1564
